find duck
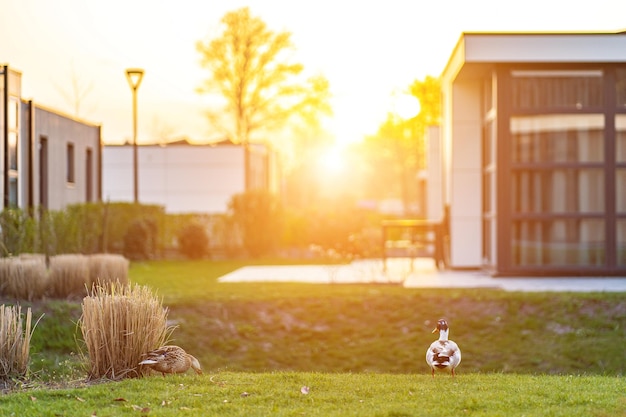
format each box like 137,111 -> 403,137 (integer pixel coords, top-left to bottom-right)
425,318 -> 461,377
139,345 -> 202,376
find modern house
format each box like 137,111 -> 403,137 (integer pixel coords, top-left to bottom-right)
1,65 -> 102,212
102,140 -> 277,214
438,31 -> 626,276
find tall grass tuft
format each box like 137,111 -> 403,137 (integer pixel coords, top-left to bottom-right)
79,283 -> 171,380
0,305 -> 34,381
48,254 -> 89,299
0,257 -> 48,301
88,254 -> 129,287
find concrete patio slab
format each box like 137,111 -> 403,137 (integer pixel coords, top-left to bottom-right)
217,258 -> 626,292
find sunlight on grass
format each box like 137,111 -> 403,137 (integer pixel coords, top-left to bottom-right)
2,260 -> 625,416
1,373 -> 625,416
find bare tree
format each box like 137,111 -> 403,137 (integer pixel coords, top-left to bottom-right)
55,61 -> 95,119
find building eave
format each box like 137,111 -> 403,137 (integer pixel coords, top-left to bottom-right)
441,30 -> 626,83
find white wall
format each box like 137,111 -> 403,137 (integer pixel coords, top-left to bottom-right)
425,125 -> 444,222
447,81 -> 483,268
103,144 -> 247,214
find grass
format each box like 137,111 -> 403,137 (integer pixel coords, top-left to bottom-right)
0,372 -> 624,416
1,259 -> 625,415
126,260 -> 626,375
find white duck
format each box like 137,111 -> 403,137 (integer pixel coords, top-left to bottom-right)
426,318 -> 461,377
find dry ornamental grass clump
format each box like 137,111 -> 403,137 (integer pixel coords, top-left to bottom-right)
48,254 -> 90,299
88,254 -> 129,287
1,253 -> 131,301
79,284 -> 172,380
0,305 -> 35,381
0,257 -> 48,301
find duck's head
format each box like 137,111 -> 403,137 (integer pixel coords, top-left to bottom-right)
432,318 -> 449,334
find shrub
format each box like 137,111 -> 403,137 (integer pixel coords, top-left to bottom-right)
123,219 -> 158,261
79,284 -> 171,380
48,254 -> 89,299
208,214 -> 243,257
0,305 -> 35,381
0,209 -> 37,256
177,222 -> 209,259
228,190 -> 283,257
39,209 -> 84,255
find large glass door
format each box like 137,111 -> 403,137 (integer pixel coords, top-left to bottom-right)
616,115 -> 626,266
510,114 -> 606,267
498,67 -> 626,274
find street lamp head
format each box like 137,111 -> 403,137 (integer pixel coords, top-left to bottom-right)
125,68 -> 144,90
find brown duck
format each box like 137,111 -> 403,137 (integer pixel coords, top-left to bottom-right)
139,345 -> 202,376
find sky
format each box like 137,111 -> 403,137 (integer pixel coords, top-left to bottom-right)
1,0 -> 625,146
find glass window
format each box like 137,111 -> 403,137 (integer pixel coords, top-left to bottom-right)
8,177 -> 18,207
483,120 -> 494,166
618,220 -> 626,266
8,131 -> 18,170
617,169 -> 626,214
67,143 -> 75,183
8,99 -> 19,171
483,171 -> 493,213
616,69 -> 626,109
511,70 -> 603,110
512,219 -> 605,266
512,168 -> 604,214
8,99 -> 18,129
617,116 -> 626,216
511,115 -> 604,163
616,115 -> 626,163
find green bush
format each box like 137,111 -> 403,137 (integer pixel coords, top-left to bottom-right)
228,190 -> 283,257
280,201 -> 382,258
87,202 -> 163,256
0,209 -> 37,256
177,222 -> 209,259
123,220 -> 154,261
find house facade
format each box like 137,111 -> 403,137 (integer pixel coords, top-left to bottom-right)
440,32 -> 626,276
1,65 -> 102,212
102,141 -> 277,214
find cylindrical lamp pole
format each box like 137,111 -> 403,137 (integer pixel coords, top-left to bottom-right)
125,68 -> 144,203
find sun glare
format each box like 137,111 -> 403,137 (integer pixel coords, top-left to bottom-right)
317,145 -> 345,175
394,92 -> 421,120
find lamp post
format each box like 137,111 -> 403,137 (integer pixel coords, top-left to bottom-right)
125,68 -> 144,203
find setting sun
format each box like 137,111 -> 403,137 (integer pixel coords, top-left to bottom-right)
393,92 -> 421,120
317,144 -> 346,175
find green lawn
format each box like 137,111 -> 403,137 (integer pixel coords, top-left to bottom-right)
2,373 -> 625,417
4,259 -> 626,416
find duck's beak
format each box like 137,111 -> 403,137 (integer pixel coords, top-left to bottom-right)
432,327 -> 439,334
